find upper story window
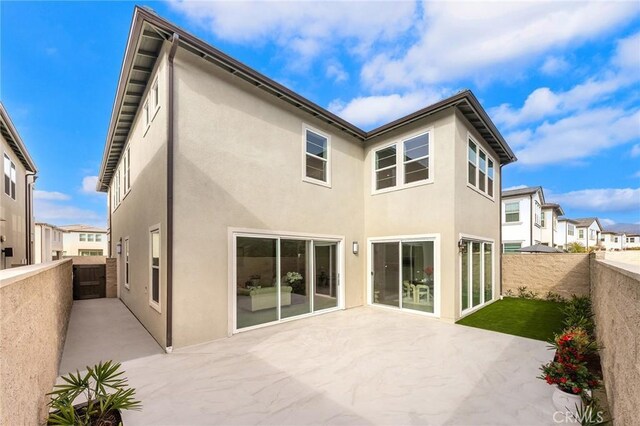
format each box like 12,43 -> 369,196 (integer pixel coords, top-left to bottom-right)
3,154 -> 16,200
373,130 -> 432,193
87,234 -> 95,242
541,212 -> 546,227
553,217 -> 558,231
303,126 -> 331,187
534,201 -> 541,226
79,233 -> 87,242
95,234 -> 102,242
144,100 -> 150,129
568,224 -> 575,236
152,78 -> 159,110
590,229 -> 596,240
467,137 -> 494,198
579,229 -> 584,239
505,202 -> 520,223
123,147 -> 131,194
614,236 -> 619,243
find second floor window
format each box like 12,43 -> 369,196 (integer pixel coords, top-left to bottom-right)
541,212 -> 546,227
579,229 -> 584,239
373,130 -> 432,193
568,224 -> 575,236
468,138 -> 494,198
303,127 -> 330,186
3,154 -> 16,200
403,133 -> 429,184
79,234 -> 87,242
505,202 -> 519,222
534,201 -> 541,226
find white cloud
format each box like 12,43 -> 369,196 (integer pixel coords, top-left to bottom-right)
34,190 -> 70,201
361,2 -> 637,90
631,144 -> 640,157
326,62 -> 348,83
328,89 -> 447,129
81,176 -> 99,194
512,107 -> 640,165
540,56 -> 570,76
547,188 -> 640,213
34,200 -> 105,227
168,0 -> 417,60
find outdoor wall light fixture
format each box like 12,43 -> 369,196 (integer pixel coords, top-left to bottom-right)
116,241 -> 122,255
458,239 -> 467,253
352,241 -> 359,255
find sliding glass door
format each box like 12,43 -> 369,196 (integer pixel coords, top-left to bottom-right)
371,237 -> 438,315
460,239 -> 493,313
235,234 -> 341,331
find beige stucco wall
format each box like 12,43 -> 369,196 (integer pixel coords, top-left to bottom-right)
502,253 -> 590,298
171,48 -> 366,347
0,260 -> 73,424
109,43 -> 170,347
0,133 -> 30,268
590,259 -> 640,426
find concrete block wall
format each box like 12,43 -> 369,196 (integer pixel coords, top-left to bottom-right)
502,253 -> 590,298
0,260 -> 73,425
590,260 -> 640,426
106,258 -> 117,298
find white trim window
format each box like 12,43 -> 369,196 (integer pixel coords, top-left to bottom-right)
373,130 -> 432,193
303,125 -> 331,186
79,233 -> 87,242
534,201 -> 541,226
568,224 -> 575,236
505,202 -> 520,223
88,234 -> 95,242
461,238 -> 494,314
467,137 -> 495,198
3,154 -> 16,200
123,147 -> 131,194
124,237 -> 130,289
143,100 -> 150,130
503,242 -> 521,253
579,229 -> 585,239
149,227 -> 161,311
541,211 -> 546,228
152,78 -> 159,111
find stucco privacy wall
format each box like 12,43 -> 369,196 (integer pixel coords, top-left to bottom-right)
171,48 -> 366,347
0,260 -> 73,425
590,259 -> 640,426
502,253 -> 590,298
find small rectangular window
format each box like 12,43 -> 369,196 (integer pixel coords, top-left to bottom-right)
87,234 -> 95,242
304,128 -> 329,184
541,212 -> 546,227
95,234 -> 102,242
403,133 -> 429,184
468,141 -> 477,187
478,151 -> 486,192
568,225 -> 575,236
505,202 -> 520,222
152,79 -> 159,109
375,145 -> 397,190
487,159 -> 494,197
579,229 -> 584,239
503,242 -> 522,253
144,101 -> 150,128
150,228 -> 161,309
79,234 -> 87,241
3,154 -> 16,200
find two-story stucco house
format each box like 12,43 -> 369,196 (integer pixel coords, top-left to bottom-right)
626,234 -> 640,249
96,8 -> 516,350
557,218 -> 579,249
0,103 -> 37,269
501,186 -> 544,252
34,222 -> 64,263
574,218 -> 603,250
600,231 -> 626,251
59,224 -> 108,256
540,203 -> 564,249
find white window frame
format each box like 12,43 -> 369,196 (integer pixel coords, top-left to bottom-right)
301,124 -> 332,188
149,225 -> 161,313
503,242 -> 522,253
504,202 -> 520,223
79,233 -> 87,242
541,211 -> 546,228
123,147 -> 131,195
579,229 -> 585,239
124,237 -> 130,290
3,153 -> 16,200
459,233 -> 496,318
366,233 -> 441,318
152,77 -> 160,114
534,201 -> 542,227
568,224 -> 575,236
466,134 -> 495,201
143,100 -> 150,135
371,129 -> 434,195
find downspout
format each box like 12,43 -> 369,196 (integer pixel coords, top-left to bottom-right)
499,164 -> 504,296
25,172 -> 36,264
166,33 -> 179,351
529,194 -> 533,246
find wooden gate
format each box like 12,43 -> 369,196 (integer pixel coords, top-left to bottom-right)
72,264 -> 106,300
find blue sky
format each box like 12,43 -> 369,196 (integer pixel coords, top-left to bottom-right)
2,1 -> 639,228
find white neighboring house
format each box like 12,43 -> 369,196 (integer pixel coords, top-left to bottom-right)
34,223 -> 64,263
540,203 -> 564,248
600,231 -> 625,251
557,218 -> 578,249
59,224 -> 108,256
501,186 -> 544,252
626,234 -> 640,249
573,218 -> 603,250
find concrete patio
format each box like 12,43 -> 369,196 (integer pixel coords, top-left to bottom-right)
60,300 -> 556,425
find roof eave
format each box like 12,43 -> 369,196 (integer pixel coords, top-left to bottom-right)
0,103 -> 38,173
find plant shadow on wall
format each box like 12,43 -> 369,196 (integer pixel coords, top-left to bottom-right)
538,296 -> 611,425
47,360 -> 141,425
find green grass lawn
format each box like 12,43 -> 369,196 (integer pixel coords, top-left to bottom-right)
456,298 -> 566,341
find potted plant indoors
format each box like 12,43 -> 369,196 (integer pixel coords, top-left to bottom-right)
47,360 -> 141,425
539,327 -> 601,415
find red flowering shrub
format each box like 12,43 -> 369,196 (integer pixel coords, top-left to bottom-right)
539,327 -> 601,395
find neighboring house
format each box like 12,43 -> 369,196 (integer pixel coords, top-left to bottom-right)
58,224 -> 108,256
96,7 -> 516,350
557,218 -> 579,249
574,218 -> 603,250
0,103 -> 38,269
626,234 -> 640,249
34,222 -> 64,263
600,231 -> 626,251
501,186 -> 544,252
540,203 -> 564,248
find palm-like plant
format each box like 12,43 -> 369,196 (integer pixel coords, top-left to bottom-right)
48,360 -> 141,425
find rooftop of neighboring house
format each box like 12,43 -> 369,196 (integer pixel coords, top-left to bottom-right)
541,203 -> 564,215
97,6 -> 517,192
558,217 -> 579,224
35,222 -> 65,231
58,224 -> 107,234
0,102 -> 37,173
573,217 -> 603,229
601,231 -> 624,235
502,186 -> 544,199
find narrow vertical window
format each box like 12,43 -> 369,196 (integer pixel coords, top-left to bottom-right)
403,133 -> 429,184
152,79 -> 159,109
478,151 -> 486,192
124,238 -> 130,289
144,101 -> 150,128
487,159 -> 494,197
3,154 -> 16,199
468,141 -> 477,186
150,228 -> 160,309
375,145 -> 397,190
304,128 -> 330,184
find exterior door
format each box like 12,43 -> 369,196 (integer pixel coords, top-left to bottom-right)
313,242 -> 338,311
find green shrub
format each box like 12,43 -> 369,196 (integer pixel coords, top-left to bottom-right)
545,291 -> 567,303
567,242 -> 587,253
564,295 -> 595,336
517,286 -> 538,299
